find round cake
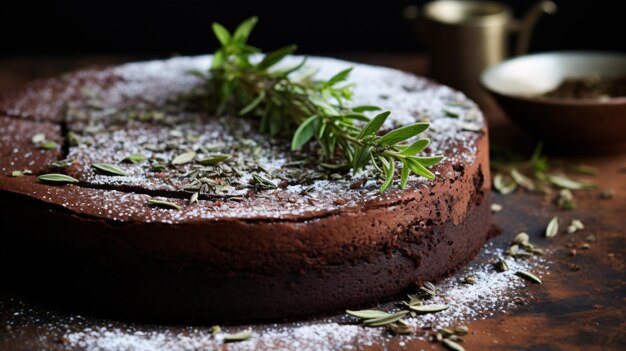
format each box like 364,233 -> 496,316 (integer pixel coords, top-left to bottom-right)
0,56 -> 492,322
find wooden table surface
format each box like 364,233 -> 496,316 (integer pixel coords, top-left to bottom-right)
0,54 -> 624,351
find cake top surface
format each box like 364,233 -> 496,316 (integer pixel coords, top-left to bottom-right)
0,56 -> 486,223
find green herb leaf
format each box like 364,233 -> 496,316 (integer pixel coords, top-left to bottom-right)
342,113 -> 370,122
256,44 -> 297,70
412,156 -> 444,167
516,271 -> 542,284
197,154 -> 230,166
121,154 -> 146,164
11,171 -> 24,177
325,67 -> 353,87
352,145 -> 372,172
352,105 -> 382,113
31,133 -> 46,144
67,131 -> 80,146
545,216 -> 559,238
239,90 -> 266,115
400,161 -> 410,189
252,173 -> 277,189
510,168 -> 535,191
147,199 -> 181,210
358,111 -> 390,139
49,159 -> 72,169
211,23 -> 232,45
494,257 -> 509,272
513,232 -> 530,245
409,304 -> 449,313
443,109 -> 460,118
377,123 -> 429,147
275,57 -> 308,77
380,157 -> 395,193
232,16 -> 258,43
530,142 -> 549,173
223,329 -> 252,342
291,115 -> 318,150
493,174 -> 517,194
400,139 -> 430,156
405,158 -> 435,180
388,321 -> 412,335
211,50 -> 225,70
571,219 -> 584,230
547,175 -> 595,190
37,173 -> 79,184
363,310 -> 409,327
442,338 -> 466,351
172,151 -> 196,165
39,141 -> 58,150
189,192 -> 199,205
346,309 -> 391,319
92,163 -> 127,176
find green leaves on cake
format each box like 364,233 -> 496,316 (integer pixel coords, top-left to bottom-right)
193,17 -> 443,192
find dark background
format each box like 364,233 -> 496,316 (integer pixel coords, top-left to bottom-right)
1,0 -> 624,57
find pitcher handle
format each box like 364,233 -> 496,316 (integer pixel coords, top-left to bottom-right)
510,1 -> 557,56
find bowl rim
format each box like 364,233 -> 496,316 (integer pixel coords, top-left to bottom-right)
480,51 -> 626,106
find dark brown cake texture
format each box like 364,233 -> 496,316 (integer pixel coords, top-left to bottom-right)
0,56 -> 491,322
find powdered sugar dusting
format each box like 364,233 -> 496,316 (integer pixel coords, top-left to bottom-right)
1,241 -> 550,351
404,245 -> 549,328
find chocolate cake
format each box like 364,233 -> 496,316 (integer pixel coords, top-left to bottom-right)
0,56 -> 491,322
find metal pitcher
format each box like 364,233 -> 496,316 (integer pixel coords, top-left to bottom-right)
404,0 -> 557,104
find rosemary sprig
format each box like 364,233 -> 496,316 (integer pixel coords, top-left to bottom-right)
193,17 -> 442,192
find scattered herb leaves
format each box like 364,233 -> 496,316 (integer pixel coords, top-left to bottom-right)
491,143 -> 597,197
